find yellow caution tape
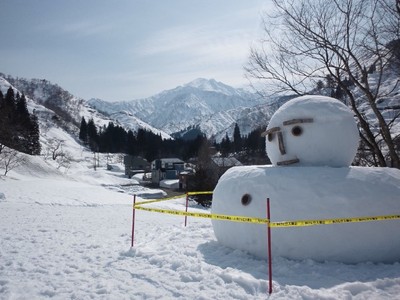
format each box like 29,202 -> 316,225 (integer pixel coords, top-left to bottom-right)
134,205 -> 268,224
134,203 -> 400,227
187,191 -> 213,196
135,191 -> 212,206
135,194 -> 186,206
133,192 -> 400,227
270,214 -> 400,228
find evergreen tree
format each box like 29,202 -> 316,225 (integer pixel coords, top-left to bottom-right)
186,134 -> 206,160
114,124 -> 127,153
99,122 -> 114,152
245,128 -> 261,152
3,87 -> 16,127
5,87 -> 15,109
233,123 -> 242,153
0,90 -> 6,149
13,93 -> 27,153
220,133 -> 232,156
136,128 -> 148,158
188,139 -> 216,207
27,114 -> 41,155
16,93 -> 29,119
0,90 -> 4,124
241,127 -> 268,164
0,88 -> 40,155
0,87 -> 17,150
97,122 -> 128,153
126,130 -> 137,155
86,118 -> 99,151
79,117 -> 88,143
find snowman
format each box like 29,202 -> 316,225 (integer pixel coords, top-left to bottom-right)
211,95 -> 400,263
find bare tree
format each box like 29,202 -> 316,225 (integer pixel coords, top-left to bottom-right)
246,0 -> 400,167
42,139 -> 72,171
0,147 -> 26,176
47,138 -> 65,161
55,151 -> 71,172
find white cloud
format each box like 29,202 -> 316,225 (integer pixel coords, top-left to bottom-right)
135,22 -> 255,75
60,20 -> 115,37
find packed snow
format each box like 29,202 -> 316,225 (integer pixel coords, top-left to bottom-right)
1,152 -> 400,298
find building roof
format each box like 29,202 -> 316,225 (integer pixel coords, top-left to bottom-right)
211,156 -> 242,167
152,158 -> 184,164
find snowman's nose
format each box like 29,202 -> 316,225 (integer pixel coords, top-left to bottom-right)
277,131 -> 286,155
261,126 -> 286,155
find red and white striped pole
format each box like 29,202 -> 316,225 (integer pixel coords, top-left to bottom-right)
184,193 -> 189,227
267,197 -> 273,294
131,194 -> 136,247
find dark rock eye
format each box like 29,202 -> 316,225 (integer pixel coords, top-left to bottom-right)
292,126 -> 303,136
241,194 -> 252,206
268,133 -> 274,142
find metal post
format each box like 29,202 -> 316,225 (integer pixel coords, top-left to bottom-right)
131,194 -> 136,247
184,193 -> 189,227
267,197 -> 273,294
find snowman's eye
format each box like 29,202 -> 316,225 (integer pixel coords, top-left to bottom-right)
292,125 -> 303,136
241,193 -> 252,206
267,133 -> 274,142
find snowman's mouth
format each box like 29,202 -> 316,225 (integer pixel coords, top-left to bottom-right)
277,158 -> 300,166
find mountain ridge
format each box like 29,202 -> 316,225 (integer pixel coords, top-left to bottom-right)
1,73 -> 276,142
87,78 -> 271,140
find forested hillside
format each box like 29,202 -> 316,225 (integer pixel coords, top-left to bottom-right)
0,87 -> 40,155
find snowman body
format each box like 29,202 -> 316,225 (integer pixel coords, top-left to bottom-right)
211,96 -> 400,263
212,165 -> 400,263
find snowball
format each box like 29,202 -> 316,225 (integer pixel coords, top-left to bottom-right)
264,95 -> 359,167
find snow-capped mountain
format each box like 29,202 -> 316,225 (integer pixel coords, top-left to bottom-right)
0,74 -> 84,132
0,73 -> 280,142
87,78 -> 271,139
0,73 -> 172,139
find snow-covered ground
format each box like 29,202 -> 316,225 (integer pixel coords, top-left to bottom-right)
1,150 -> 400,300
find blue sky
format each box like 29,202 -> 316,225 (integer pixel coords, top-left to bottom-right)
0,0 -> 270,101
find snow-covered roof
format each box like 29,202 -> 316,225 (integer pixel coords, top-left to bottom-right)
152,158 -> 184,164
211,156 -> 242,167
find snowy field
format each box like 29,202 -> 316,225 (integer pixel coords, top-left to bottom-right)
1,150 -> 400,299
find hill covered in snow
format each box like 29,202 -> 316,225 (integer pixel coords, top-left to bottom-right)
0,73 -> 173,140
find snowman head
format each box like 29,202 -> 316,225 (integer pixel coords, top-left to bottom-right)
262,95 -> 359,167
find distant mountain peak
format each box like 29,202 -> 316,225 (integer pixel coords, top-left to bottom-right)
184,78 -> 239,96
185,78 -> 217,87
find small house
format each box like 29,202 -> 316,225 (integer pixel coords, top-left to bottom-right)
151,158 -> 185,185
124,155 -> 150,178
178,169 -> 195,191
